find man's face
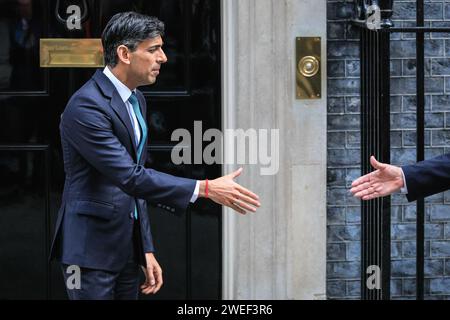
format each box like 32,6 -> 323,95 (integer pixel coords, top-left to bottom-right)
128,35 -> 167,87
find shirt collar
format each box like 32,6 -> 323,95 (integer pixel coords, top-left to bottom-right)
103,66 -> 136,103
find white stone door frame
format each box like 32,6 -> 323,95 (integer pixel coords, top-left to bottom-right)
221,0 -> 237,300
221,0 -> 327,299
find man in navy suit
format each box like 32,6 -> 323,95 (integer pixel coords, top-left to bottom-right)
350,155 -> 450,202
50,12 -> 260,300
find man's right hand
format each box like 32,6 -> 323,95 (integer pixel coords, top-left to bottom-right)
200,168 -> 261,215
350,156 -> 404,200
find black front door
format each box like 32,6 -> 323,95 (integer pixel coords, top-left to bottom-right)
0,0 -> 221,300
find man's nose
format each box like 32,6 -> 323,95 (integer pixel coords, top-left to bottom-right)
158,49 -> 168,64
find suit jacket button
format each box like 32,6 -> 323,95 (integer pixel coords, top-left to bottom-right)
171,208 -> 175,213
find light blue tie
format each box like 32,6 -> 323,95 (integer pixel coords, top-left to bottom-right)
129,92 -> 148,219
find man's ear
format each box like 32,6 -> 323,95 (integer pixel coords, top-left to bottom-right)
116,45 -> 131,65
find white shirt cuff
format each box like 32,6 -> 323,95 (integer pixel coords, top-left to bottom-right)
190,181 -> 200,203
400,168 -> 408,194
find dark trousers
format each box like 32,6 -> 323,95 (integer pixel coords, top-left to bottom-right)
61,222 -> 142,300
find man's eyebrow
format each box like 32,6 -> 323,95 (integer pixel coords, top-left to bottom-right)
148,44 -> 164,50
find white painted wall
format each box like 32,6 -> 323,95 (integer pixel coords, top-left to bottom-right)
221,0 -> 327,299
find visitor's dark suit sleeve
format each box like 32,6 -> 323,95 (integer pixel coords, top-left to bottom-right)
402,153 -> 450,202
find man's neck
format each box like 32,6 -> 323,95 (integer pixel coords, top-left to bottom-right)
108,66 -> 136,91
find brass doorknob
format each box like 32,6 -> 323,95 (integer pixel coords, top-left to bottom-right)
298,56 -> 320,78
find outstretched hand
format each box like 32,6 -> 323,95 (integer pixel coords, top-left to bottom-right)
202,168 -> 261,215
350,156 -> 404,200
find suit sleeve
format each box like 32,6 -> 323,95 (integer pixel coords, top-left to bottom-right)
61,96 -> 196,213
138,200 -> 155,253
402,153 -> 450,202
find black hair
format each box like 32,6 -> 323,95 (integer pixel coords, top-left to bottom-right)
102,11 -> 165,67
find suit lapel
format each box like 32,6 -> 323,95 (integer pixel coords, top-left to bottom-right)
110,90 -> 138,158
92,70 -> 138,159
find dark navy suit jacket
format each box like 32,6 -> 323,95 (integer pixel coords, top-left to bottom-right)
50,70 -> 196,272
403,153 -> 450,202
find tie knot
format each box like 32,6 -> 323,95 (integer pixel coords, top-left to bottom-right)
128,92 -> 139,106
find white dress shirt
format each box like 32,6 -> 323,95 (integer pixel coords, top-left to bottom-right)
400,168 -> 408,194
103,67 -> 199,203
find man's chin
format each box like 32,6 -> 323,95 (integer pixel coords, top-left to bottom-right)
138,78 -> 156,87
